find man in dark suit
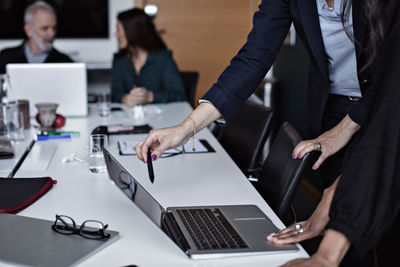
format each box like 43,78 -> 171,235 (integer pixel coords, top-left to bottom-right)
0,1 -> 72,73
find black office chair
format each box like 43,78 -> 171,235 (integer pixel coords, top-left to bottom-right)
218,100 -> 274,177
255,122 -> 310,224
180,71 -> 199,107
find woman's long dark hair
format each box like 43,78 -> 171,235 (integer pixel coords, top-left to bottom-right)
116,8 -> 166,58
342,0 -> 397,69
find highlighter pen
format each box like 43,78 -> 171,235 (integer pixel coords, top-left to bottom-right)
37,134 -> 71,141
40,131 -> 80,136
147,148 -> 155,183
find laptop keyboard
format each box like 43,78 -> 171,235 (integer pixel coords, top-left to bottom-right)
176,208 -> 249,250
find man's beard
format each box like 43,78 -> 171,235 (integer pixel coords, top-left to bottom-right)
32,32 -> 53,53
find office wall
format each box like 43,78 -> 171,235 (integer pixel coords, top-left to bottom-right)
138,0 -> 260,105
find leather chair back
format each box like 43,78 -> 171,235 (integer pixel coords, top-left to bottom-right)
258,122 -> 310,220
180,71 -> 199,107
219,100 -> 274,176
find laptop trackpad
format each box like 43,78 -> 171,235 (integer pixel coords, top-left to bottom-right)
233,218 -> 276,235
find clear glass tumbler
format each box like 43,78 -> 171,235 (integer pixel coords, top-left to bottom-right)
98,92 -> 111,117
88,134 -> 108,173
3,101 -> 24,141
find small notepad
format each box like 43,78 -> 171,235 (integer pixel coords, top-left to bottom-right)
118,139 -> 214,155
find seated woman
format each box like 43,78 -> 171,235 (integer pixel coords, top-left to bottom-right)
111,8 -> 186,106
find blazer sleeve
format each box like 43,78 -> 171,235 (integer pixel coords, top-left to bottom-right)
202,0 -> 292,123
153,51 -> 186,103
347,98 -> 366,125
327,11 -> 400,258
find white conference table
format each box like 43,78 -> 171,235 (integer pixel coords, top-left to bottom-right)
10,102 -> 308,266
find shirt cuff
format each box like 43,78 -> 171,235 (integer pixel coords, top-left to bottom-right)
198,99 -> 226,124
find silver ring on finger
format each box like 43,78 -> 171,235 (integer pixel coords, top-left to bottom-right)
294,224 -> 304,235
315,142 -> 322,152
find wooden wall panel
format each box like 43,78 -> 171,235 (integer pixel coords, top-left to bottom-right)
141,0 -> 260,105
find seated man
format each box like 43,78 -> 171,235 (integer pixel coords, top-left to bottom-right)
0,1 -> 72,73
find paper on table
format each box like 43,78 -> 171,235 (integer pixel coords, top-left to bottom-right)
118,139 -> 210,155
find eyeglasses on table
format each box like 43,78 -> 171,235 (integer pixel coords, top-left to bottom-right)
51,214 -> 110,240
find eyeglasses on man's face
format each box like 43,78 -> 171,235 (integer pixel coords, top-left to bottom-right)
51,214 -> 110,240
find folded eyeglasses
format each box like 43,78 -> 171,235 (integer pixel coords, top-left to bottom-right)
51,214 -> 110,240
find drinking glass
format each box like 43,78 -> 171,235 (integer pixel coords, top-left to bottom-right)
133,104 -> 145,123
0,103 -> 6,136
88,134 -> 108,173
98,92 -> 111,117
3,101 -> 24,141
0,74 -> 11,104
18,99 -> 30,129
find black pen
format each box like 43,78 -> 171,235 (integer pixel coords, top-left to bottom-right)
147,148 -> 155,183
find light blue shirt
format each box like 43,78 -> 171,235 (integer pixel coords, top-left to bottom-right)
24,43 -> 48,64
317,0 -> 361,97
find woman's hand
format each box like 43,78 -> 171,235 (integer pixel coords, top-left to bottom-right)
280,229 -> 351,267
135,102 -> 223,162
293,115 -> 360,170
135,121 -> 193,162
122,87 -> 153,107
279,254 -> 334,267
267,178 -> 339,244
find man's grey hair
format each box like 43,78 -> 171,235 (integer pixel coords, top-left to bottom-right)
24,1 -> 56,24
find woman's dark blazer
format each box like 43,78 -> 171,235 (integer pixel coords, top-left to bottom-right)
202,0 -> 370,138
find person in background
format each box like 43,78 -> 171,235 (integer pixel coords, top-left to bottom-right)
267,0 -> 400,266
111,8 -> 186,107
0,1 -> 72,73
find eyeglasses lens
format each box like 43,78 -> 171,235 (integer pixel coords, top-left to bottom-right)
80,220 -> 107,239
55,215 -> 75,234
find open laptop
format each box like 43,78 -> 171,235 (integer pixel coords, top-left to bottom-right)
103,147 -> 298,259
6,63 -> 88,117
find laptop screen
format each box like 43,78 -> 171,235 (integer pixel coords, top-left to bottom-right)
104,148 -> 164,227
6,63 -> 88,117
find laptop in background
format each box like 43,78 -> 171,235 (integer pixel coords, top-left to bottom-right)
6,63 -> 88,117
103,148 -> 298,259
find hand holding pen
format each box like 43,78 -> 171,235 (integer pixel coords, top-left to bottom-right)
147,148 -> 155,183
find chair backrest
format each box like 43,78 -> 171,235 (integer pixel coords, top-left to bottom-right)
180,71 -> 199,107
218,100 -> 274,176
257,122 -> 310,220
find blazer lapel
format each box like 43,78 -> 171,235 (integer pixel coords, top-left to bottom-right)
352,0 -> 367,59
297,0 -> 329,81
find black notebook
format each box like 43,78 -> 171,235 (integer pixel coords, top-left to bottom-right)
0,177 -> 56,214
91,124 -> 152,135
0,177 -> 57,213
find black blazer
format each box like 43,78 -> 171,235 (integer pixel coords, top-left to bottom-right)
0,42 -> 73,73
202,0 -> 371,137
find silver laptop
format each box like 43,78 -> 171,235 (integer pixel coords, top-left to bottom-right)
103,148 -> 298,259
6,63 -> 88,117
0,213 -> 119,267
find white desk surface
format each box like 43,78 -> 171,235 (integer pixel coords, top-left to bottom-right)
9,102 -> 308,266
